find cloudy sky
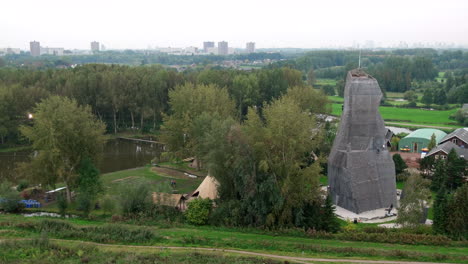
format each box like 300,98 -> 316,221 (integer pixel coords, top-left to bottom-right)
2,0 -> 468,50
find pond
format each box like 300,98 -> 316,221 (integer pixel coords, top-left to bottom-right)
0,138 -> 164,180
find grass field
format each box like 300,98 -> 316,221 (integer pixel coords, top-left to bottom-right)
316,78 -> 337,86
100,166 -> 203,196
0,214 -> 467,263
435,72 -> 447,83
331,103 -> 460,129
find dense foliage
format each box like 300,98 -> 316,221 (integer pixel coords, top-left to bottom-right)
0,65 -> 310,147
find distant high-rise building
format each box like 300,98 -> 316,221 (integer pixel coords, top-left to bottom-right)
203,41 -> 214,52
30,41 -> 40,56
246,42 -> 255,53
218,41 -> 228,55
91,41 -> 100,52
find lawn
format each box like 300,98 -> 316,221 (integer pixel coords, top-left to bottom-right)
101,166 -> 203,195
331,103 -> 460,128
316,78 -> 337,86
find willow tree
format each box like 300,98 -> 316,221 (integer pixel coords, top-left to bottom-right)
20,96 -> 107,201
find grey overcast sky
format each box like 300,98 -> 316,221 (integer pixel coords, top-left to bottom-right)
2,0 -> 468,50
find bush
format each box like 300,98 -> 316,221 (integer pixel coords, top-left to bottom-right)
19,219 -> 157,244
101,195 -> 116,215
57,193 -> 68,217
185,198 -> 213,225
396,171 -> 410,182
0,182 -> 24,213
76,193 -> 93,218
16,180 -> 29,192
118,183 -> 152,216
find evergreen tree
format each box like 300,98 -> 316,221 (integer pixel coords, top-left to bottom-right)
427,133 -> 437,151
431,159 -> 446,192
445,184 -> 468,240
392,154 -> 408,174
445,149 -> 466,191
432,188 -> 448,235
321,195 -> 341,233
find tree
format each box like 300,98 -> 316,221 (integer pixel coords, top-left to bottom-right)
445,72 -> 454,91
161,83 -> 235,162
392,154 -> 407,175
421,89 -> 433,105
445,184 -> 468,240
403,90 -> 418,102
427,133 -> 437,151
283,86 -> 330,114
396,174 -> 431,227
433,188 -> 448,235
20,96 -> 107,201
307,68 -> 316,86
445,149 -> 466,191
75,158 -> 103,217
336,79 -> 345,97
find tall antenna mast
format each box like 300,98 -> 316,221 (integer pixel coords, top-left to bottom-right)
358,49 -> 361,69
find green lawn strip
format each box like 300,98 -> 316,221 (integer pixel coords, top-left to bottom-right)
316,79 -> 337,86
0,216 -> 466,262
157,227 -> 467,256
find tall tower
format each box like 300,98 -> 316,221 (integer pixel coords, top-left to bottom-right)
328,69 -> 396,214
30,41 -> 40,56
203,41 -> 214,52
246,42 -> 255,53
218,41 -> 228,55
91,41 -> 100,52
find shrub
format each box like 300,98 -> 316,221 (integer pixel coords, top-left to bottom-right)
101,195 -> 116,215
76,193 -> 93,218
0,182 -> 24,213
16,180 -> 29,192
118,183 -> 151,216
19,219 -> 157,244
185,198 -> 213,225
57,193 -> 68,217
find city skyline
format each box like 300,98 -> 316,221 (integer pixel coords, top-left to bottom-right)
2,0 -> 468,50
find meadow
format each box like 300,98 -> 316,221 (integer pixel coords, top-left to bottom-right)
330,103 -> 460,129
0,215 -> 467,263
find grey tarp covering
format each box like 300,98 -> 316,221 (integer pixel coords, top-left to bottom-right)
328,69 -> 397,214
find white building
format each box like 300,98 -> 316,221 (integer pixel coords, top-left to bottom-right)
41,47 -> 64,56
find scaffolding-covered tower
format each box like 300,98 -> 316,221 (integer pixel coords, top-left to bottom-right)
328,69 -> 397,214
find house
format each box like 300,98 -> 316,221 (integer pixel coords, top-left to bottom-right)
426,141 -> 468,160
438,128 -> 468,148
152,193 -> 187,211
398,129 -> 447,153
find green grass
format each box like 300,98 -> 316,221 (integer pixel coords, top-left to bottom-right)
316,78 -> 337,86
327,96 -> 344,103
435,72 -> 446,83
331,103 -> 460,128
101,166 -> 202,195
0,239 -> 279,264
0,215 -> 466,263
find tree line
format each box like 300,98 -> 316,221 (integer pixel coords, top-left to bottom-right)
0,64 -> 323,147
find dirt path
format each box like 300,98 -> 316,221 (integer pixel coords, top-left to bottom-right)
0,238 -> 454,264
